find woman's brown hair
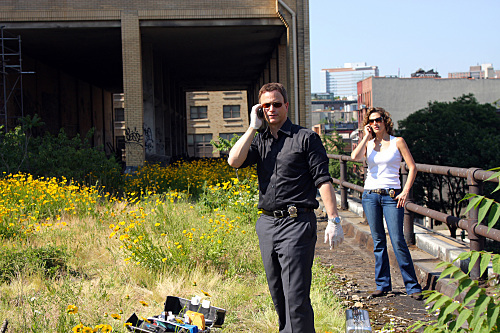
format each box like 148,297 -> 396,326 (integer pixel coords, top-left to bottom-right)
362,107 -> 395,136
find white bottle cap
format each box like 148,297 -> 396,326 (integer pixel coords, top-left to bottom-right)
202,300 -> 211,309
191,295 -> 201,306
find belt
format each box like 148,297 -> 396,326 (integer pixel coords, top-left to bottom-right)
261,207 -> 314,218
368,188 -> 398,198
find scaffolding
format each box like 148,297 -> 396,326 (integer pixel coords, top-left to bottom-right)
0,26 -> 25,132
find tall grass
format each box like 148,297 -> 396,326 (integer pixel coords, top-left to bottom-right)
0,159 -> 345,332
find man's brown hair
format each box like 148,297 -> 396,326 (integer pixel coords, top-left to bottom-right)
258,83 -> 288,104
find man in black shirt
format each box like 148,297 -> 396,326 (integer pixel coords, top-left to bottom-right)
228,83 -> 344,333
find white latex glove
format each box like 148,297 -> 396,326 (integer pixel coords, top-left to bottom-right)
250,104 -> 263,129
324,219 -> 344,250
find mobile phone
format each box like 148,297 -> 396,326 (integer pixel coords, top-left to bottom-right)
257,107 -> 264,119
368,126 -> 374,139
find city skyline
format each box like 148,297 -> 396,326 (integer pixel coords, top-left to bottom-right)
310,0 -> 500,92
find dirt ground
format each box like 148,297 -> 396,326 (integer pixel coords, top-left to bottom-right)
315,217 -> 433,332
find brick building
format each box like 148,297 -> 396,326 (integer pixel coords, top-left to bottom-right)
186,91 -> 248,158
0,0 -> 311,170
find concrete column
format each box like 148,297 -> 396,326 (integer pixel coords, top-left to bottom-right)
91,86 -> 104,147
154,53 -> 165,155
121,10 -> 144,170
142,43 -> 155,156
270,49 -> 278,83
103,92 -> 113,156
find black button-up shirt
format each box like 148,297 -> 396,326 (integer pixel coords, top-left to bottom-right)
240,118 -> 332,211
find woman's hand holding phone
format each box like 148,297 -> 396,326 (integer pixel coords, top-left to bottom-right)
250,104 -> 264,129
364,124 -> 373,139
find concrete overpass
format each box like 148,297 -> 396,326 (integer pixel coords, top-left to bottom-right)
0,0 -> 311,170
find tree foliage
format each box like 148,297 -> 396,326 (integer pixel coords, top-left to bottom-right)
397,94 -> 500,236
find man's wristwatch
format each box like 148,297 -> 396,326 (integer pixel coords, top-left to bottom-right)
328,216 -> 341,224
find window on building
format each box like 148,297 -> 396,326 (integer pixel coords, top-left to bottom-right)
190,106 -> 208,119
219,133 -> 244,141
218,133 -> 244,156
223,105 -> 240,118
115,108 -> 125,121
187,133 -> 213,157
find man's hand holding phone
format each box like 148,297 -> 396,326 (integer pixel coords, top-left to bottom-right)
250,104 -> 264,129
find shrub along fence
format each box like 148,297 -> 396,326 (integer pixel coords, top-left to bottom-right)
328,154 -> 500,280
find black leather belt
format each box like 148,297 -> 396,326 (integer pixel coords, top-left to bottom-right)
368,188 -> 399,198
261,207 -> 314,218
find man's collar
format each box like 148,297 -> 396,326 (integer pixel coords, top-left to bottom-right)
263,118 -> 292,138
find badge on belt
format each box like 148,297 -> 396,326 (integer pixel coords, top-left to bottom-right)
287,205 -> 297,218
388,189 -> 396,198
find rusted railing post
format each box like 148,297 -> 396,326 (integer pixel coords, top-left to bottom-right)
339,157 -> 348,210
467,167 -> 485,280
401,162 -> 415,245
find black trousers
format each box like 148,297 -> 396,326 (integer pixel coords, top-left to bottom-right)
255,212 -> 317,333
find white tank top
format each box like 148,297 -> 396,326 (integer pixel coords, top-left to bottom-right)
364,135 -> 401,189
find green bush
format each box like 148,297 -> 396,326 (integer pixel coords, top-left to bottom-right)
0,245 -> 69,283
0,115 -> 123,192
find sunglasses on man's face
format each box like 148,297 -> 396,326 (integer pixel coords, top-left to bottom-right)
368,117 -> 383,124
261,102 -> 283,109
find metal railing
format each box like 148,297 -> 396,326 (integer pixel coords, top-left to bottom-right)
328,154 -> 500,280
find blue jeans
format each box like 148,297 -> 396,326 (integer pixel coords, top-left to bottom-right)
362,190 -> 421,295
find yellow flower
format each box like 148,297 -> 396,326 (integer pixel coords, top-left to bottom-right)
101,324 -> 113,332
110,313 -> 121,320
124,322 -> 132,327
82,327 -> 93,333
140,300 -> 149,306
201,289 -> 211,297
66,304 -> 78,314
72,323 -> 84,333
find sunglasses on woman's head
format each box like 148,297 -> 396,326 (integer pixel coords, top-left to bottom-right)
261,102 -> 283,109
368,117 -> 383,124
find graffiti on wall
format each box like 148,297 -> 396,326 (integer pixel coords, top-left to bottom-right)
156,127 -> 165,153
143,125 -> 154,153
125,127 -> 143,147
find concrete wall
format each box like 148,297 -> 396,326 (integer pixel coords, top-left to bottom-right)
22,56 -> 114,152
372,77 -> 500,128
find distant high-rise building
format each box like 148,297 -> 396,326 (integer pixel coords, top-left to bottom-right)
448,63 -> 498,79
320,62 -> 379,99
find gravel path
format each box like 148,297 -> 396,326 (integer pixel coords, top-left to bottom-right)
315,210 -> 433,332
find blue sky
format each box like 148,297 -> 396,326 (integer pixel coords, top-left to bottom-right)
309,0 -> 500,92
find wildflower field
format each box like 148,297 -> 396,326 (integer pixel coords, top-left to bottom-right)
0,159 -> 344,332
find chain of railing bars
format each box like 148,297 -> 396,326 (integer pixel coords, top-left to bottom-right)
328,154 -> 500,280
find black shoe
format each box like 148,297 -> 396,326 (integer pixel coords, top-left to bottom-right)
370,290 -> 387,297
410,292 -> 423,300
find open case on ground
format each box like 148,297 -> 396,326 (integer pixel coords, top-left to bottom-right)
126,296 -> 226,333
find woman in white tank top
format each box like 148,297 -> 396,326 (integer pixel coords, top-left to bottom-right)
351,107 -> 422,300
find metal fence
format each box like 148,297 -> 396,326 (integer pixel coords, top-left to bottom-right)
328,154 -> 500,279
